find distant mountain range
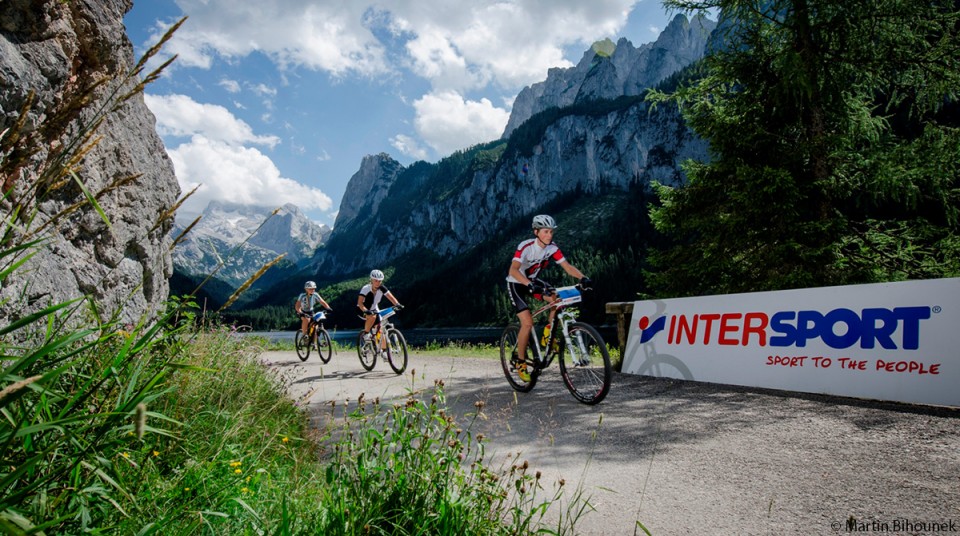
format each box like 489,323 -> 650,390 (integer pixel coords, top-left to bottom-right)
176,13 -> 720,327
172,201 -> 330,290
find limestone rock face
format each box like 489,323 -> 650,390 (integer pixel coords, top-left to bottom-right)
0,0 -> 180,325
502,14 -> 716,138
173,201 -> 330,285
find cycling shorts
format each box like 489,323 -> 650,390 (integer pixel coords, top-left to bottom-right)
506,279 -> 550,314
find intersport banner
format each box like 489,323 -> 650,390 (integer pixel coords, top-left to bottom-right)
621,278 -> 960,407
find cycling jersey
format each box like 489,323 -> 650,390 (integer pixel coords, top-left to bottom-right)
505,238 -> 566,283
359,283 -> 391,311
296,292 -> 324,313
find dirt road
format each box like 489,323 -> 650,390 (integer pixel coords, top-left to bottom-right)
261,348 -> 960,536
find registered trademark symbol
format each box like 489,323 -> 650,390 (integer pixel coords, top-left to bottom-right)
932,306 -> 941,314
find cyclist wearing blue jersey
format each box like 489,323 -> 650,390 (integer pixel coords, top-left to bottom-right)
506,215 -> 592,380
295,281 -> 332,337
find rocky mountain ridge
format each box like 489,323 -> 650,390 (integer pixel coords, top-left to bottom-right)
502,13 -> 716,137
173,201 -> 330,286
316,13 -> 715,276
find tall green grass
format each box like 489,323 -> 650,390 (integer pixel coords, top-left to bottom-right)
1,14 -> 590,534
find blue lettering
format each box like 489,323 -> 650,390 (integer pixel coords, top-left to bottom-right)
769,311 -> 797,346
768,306 -> 931,350
820,308 -> 860,349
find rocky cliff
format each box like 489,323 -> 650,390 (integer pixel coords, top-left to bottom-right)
0,0 -> 180,324
320,14 -> 713,275
502,13 -> 716,138
174,201 -> 330,285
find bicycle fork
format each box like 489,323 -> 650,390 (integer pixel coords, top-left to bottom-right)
558,310 -> 590,366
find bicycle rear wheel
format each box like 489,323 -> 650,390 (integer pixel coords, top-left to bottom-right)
356,332 -> 376,371
294,330 -> 311,361
499,324 -> 537,392
314,328 -> 333,364
558,322 -> 611,405
386,328 -> 408,374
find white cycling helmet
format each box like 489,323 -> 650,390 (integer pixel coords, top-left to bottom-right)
304,280 -> 317,289
370,269 -> 385,281
532,214 -> 557,230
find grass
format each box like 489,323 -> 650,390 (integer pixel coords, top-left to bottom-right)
1,316 -> 592,534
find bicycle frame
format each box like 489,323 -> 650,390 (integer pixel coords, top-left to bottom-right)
528,286 -> 582,367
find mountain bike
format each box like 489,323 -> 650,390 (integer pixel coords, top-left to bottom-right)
294,310 -> 333,363
500,284 -> 611,405
356,306 -> 407,374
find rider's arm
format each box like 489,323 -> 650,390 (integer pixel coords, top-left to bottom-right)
357,294 -> 366,312
559,260 -> 584,280
294,295 -> 302,314
508,260 -> 532,286
385,291 -> 399,306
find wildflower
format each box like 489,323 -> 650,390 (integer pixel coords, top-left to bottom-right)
185,487 -> 191,491
230,461 -> 242,467
234,469 -> 242,474
121,452 -> 129,458
241,487 -> 250,494
282,436 -> 289,443
153,451 -> 160,457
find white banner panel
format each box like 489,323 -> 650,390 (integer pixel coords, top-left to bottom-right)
621,278 -> 960,407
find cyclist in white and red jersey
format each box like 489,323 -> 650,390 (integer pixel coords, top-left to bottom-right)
506,214 -> 592,378
358,269 -> 403,350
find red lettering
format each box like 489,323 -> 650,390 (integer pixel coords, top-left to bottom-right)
676,314 -> 697,345
767,355 -> 807,367
719,313 -> 741,345
700,314 -> 720,344
668,315 -> 677,344
875,360 -> 941,375
742,312 -> 768,346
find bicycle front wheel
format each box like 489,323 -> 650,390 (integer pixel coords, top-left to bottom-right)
315,329 -> 333,363
558,322 -> 611,405
294,330 -> 311,361
356,332 -> 376,371
499,324 -> 537,392
386,329 -> 408,374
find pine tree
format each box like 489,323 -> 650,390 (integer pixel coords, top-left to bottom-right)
647,0 -> 960,296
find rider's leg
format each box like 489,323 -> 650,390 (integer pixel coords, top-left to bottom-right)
516,309 -> 534,361
363,314 -> 376,338
301,315 -> 310,336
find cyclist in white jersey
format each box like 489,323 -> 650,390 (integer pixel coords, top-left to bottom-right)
357,269 -> 403,349
506,215 -> 592,378
294,281 -> 332,337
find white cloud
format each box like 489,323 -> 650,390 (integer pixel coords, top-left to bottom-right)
149,0 -> 388,76
390,134 -> 429,161
140,0 -> 644,163
144,94 -> 279,147
219,78 -> 241,93
169,137 -> 333,221
250,83 -> 277,97
144,93 -> 332,221
412,91 -> 510,156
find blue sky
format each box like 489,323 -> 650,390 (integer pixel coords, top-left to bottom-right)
123,0 -> 684,227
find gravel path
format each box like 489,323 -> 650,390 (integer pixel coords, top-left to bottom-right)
261,348 -> 960,536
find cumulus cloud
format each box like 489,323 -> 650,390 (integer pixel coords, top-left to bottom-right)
140,0 -> 644,162
412,91 -> 510,155
390,134 -> 429,161
144,94 -> 279,147
219,78 -> 241,93
144,93 -> 331,221
169,137 -> 333,220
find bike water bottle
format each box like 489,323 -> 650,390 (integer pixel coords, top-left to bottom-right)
540,323 -> 552,348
